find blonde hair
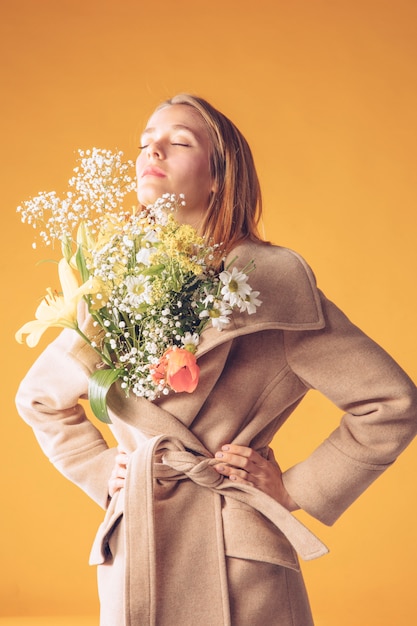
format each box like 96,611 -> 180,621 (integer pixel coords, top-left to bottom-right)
156,94 -> 264,253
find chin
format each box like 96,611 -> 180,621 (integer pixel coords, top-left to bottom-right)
137,186 -> 169,207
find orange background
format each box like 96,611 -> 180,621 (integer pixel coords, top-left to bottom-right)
1,0 -> 417,624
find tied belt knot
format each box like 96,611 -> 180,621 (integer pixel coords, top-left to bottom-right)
157,448 -> 224,488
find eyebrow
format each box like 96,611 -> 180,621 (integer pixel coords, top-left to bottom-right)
141,124 -> 199,138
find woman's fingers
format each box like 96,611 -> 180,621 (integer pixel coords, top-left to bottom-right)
108,449 -> 129,498
213,443 -> 299,510
115,450 -> 129,466
214,462 -> 255,486
108,477 -> 126,498
215,444 -> 266,475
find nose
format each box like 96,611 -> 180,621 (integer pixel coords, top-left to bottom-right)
147,140 -> 164,160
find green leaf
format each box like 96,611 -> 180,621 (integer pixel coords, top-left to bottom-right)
35,258 -> 59,267
88,368 -> 124,423
142,263 -> 165,276
75,244 -> 89,283
61,235 -> 73,262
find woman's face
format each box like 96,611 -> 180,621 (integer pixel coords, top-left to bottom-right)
136,104 -> 214,228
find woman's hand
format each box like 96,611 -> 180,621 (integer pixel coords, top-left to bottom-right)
108,448 -> 129,498
213,444 -> 299,512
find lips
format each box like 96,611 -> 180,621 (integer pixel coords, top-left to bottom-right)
141,166 -> 167,178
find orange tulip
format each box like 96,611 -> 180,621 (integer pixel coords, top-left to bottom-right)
152,347 -> 200,393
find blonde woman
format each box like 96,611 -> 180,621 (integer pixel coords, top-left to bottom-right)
16,94 -> 417,625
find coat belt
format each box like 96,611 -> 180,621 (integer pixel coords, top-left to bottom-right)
122,434 -> 328,626
159,445 -> 328,559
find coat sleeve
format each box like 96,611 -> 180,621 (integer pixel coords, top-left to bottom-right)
281,291 -> 417,525
15,322 -> 117,509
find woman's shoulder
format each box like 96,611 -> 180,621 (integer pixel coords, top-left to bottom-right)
230,240 -> 319,293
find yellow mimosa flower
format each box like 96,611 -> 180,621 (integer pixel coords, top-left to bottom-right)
16,258 -> 95,347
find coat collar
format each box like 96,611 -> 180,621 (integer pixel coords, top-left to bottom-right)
197,241 -> 325,358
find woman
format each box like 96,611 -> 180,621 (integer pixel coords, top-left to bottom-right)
16,94 -> 417,625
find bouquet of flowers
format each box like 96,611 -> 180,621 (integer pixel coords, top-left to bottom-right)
16,149 -> 261,422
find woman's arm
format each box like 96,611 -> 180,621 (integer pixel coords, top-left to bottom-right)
213,291 -> 417,521
15,327 -> 117,509
280,292 -> 417,525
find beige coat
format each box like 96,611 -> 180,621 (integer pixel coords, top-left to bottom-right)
16,241 -> 417,626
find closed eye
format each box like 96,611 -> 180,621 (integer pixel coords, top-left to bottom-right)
138,143 -> 190,149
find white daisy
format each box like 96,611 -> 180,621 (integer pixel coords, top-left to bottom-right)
199,300 -> 232,330
181,332 -> 200,353
219,267 -> 252,307
125,275 -> 151,308
239,290 -> 262,315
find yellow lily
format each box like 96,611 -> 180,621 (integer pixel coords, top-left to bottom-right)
16,258 -> 96,348
74,220 -> 96,268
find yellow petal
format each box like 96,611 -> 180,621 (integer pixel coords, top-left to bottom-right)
15,320 -> 51,347
16,259 -> 85,348
58,258 -> 80,301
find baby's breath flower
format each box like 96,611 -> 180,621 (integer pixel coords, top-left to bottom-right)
17,148 -> 136,249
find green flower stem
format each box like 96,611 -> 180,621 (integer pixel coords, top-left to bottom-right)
74,325 -> 113,367
224,256 -> 256,275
